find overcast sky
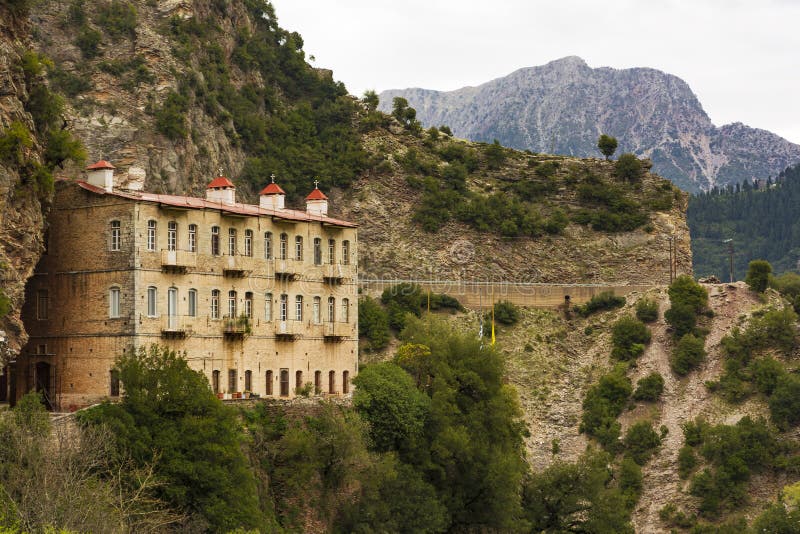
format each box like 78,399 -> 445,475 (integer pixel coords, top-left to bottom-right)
270,0 -> 800,144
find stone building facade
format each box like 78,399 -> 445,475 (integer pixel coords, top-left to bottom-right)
10,162 -> 358,410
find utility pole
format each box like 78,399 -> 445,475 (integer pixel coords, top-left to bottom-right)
723,239 -> 734,283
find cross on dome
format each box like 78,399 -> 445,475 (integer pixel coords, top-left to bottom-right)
313,179 -> 320,189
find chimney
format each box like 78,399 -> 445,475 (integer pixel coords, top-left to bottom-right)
259,174 -> 286,210
206,175 -> 236,205
86,160 -> 116,192
305,181 -> 328,216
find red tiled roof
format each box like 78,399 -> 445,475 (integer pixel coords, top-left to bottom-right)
207,176 -> 235,189
306,188 -> 328,201
86,160 -> 116,170
259,182 -> 286,195
75,181 -> 357,228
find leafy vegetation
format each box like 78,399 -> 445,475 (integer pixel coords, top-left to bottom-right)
610,315 -> 651,361
580,364 -> 632,452
615,153 -> 643,182
623,421 -> 662,465
95,1 -> 137,40
597,134 -> 618,160
671,333 -> 706,375
358,296 -> 390,352
493,300 -> 520,325
635,298 -> 659,322
573,290 -> 626,317
745,259 -> 772,293
633,372 -> 664,401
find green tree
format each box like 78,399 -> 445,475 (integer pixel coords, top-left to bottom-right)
597,134 -> 618,160
615,153 -> 642,181
611,316 -> 651,361
745,259 -> 772,293
769,374 -> 800,430
671,333 -> 706,375
665,302 -> 697,338
358,296 -> 390,352
623,421 -> 662,465
391,96 -> 420,132
668,275 -> 708,312
361,89 -> 379,112
485,139 -> 506,170
633,372 -> 664,401
78,345 -> 266,531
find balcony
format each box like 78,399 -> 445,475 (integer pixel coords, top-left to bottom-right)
222,255 -> 257,277
324,321 -> 352,342
223,315 -> 252,339
161,315 -> 193,338
323,263 -> 355,283
161,249 -> 196,273
273,259 -> 300,280
275,320 -> 300,341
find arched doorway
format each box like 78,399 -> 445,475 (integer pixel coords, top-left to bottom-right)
35,361 -> 52,410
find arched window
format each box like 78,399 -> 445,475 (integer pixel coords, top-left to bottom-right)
109,287 -> 120,318
167,221 -> 177,251
341,298 -> 349,323
244,229 -> 253,257
228,369 -> 237,394
295,295 -> 303,321
228,228 -> 237,256
314,370 -> 322,394
228,290 -> 237,318
265,370 -> 273,395
295,370 -> 303,392
245,370 -> 252,392
343,370 -> 350,394
211,289 -> 220,319
244,292 -> 253,318
147,220 -> 157,251
188,289 -> 197,317
279,233 -> 287,260
328,370 -> 336,394
280,294 -> 288,321
264,231 -> 273,259
265,293 -> 273,321
110,369 -> 120,397
280,368 -> 289,396
110,220 -> 121,251
328,239 -> 336,264
313,296 -> 321,324
212,370 -> 220,394
188,224 -> 197,252
211,226 -> 220,256
313,238 -> 322,265
342,240 -> 350,265
327,297 -> 335,323
147,286 -> 157,317
295,236 -> 303,261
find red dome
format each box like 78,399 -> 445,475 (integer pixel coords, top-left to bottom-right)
86,160 -> 116,170
207,176 -> 235,189
305,187 -> 328,201
259,182 -> 286,195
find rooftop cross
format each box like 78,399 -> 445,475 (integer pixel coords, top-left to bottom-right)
313,179 -> 320,189
218,167 -> 224,177
270,173 -> 276,183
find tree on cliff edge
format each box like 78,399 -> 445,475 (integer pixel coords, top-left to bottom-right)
598,134 -> 618,160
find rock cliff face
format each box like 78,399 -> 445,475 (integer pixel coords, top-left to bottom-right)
379,57 -> 800,192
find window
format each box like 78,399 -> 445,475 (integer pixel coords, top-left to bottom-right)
245,292 -> 253,318
313,238 -> 322,265
341,298 -> 349,323
279,233 -> 287,260
228,290 -> 237,318
295,295 -> 303,321
110,370 -> 120,397
147,286 -> 157,317
266,370 -> 273,395
315,371 -> 322,394
228,369 -> 237,394
245,370 -> 252,392
265,293 -> 273,321
244,230 -> 253,256
328,239 -> 336,264
37,290 -> 48,320
188,289 -> 197,317
211,289 -> 220,319
295,236 -> 303,261
264,232 -> 273,259
109,288 -> 120,318
329,370 -> 336,394
342,240 -> 350,265
280,368 -> 289,396
327,297 -> 335,323
147,220 -> 156,251
280,294 -> 288,321
313,297 -> 321,324
228,228 -> 237,256
295,370 -> 303,392
188,224 -> 197,253
212,370 -> 220,394
167,221 -> 177,251
110,220 -> 121,251
211,226 -> 220,255
343,370 -> 350,394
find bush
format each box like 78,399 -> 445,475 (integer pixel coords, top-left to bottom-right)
750,356 -> 785,395
154,91 -> 189,140
664,302 -> 697,338
358,297 -> 390,352
95,0 -> 137,40
668,275 -> 708,312
75,27 -> 102,59
493,300 -> 520,326
623,421 -> 662,465
633,372 -> 664,401
745,260 -> 772,293
611,316 -> 651,361
0,289 -> 10,319
677,445 -> 697,479
574,291 -> 625,317
769,374 -> 800,430
484,139 -> 506,170
615,153 -> 643,182
671,333 -> 706,375
580,365 -> 632,452
0,121 -> 32,166
618,457 -> 642,508
635,298 -> 659,322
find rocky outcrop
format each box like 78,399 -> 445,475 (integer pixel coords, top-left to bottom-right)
379,57 -> 800,192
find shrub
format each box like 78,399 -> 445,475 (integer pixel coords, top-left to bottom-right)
745,260 -> 772,293
745,306 -> 797,354
75,27 -> 102,59
623,421 -> 662,465
358,297 -> 390,352
493,300 -> 520,326
750,357 -> 785,395
484,139 -> 506,170
664,302 -> 696,338
671,334 -> 706,375
0,121 -> 32,166
615,153 -> 643,181
633,372 -> 664,401
580,365 -> 632,451
769,374 -> 800,430
611,316 -> 651,361
635,298 -> 659,322
618,457 -> 642,508
677,445 -> 697,479
428,293 -> 464,312
154,91 -> 189,140
0,289 -> 10,319
668,275 -> 708,312
574,291 -> 625,317
95,0 -> 137,40
438,125 -> 452,136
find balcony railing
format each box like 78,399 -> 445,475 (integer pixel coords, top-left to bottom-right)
275,320 -> 300,340
222,255 -> 257,277
273,259 -> 300,280
323,263 -> 355,283
161,249 -> 196,272
324,321 -> 352,341
161,315 -> 193,338
223,315 -> 252,338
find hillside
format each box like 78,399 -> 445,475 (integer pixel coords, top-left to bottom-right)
378,56 -> 800,193
689,163 -> 800,278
